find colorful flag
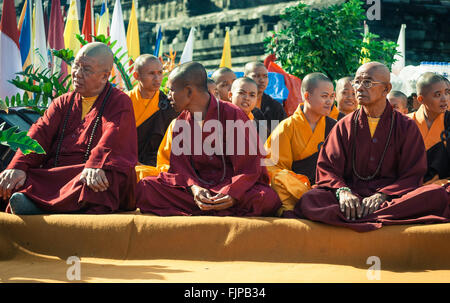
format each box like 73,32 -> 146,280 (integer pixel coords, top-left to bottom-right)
110,0 -> 129,89
63,0 -> 81,56
153,25 -> 162,57
392,24 -> 406,76
127,0 -> 140,61
97,0 -> 110,37
0,0 -> 23,100
82,0 -> 95,42
48,0 -> 67,78
179,27 -> 196,65
17,0 -> 28,36
33,0 -> 49,72
18,0 -> 32,70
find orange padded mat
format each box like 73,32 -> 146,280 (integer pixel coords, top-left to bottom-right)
1,212 -> 450,282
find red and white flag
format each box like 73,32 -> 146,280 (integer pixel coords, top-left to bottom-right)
0,0 -> 23,100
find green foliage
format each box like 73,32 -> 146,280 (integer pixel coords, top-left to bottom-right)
51,48 -> 75,66
3,63 -> 72,115
264,0 -> 400,81
76,34 -> 135,91
0,122 -> 45,155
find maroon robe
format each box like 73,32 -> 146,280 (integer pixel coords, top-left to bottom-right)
2,82 -> 138,214
290,101 -> 450,232
136,96 -> 281,216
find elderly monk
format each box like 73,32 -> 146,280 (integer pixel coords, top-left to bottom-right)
0,42 -> 138,215
291,62 -> 450,232
127,54 -> 178,166
265,72 -> 337,217
136,62 -> 281,217
244,61 -> 286,137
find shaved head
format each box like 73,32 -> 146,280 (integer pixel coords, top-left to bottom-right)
416,72 -> 447,96
169,61 -> 208,92
211,67 -> 234,82
231,77 -> 257,92
356,61 -> 390,83
336,76 -> 354,92
134,54 -> 161,74
243,61 -> 266,76
301,72 -> 332,95
78,42 -> 114,72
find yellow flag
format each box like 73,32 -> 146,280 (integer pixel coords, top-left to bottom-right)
63,0 -> 81,56
126,0 -> 140,61
219,29 -> 232,69
360,21 -> 370,64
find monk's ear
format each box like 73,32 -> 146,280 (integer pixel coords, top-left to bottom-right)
303,91 -> 310,103
384,83 -> 392,96
228,90 -> 233,100
133,71 -> 139,81
185,85 -> 193,98
417,95 -> 424,104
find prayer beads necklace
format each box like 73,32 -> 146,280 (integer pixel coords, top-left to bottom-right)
54,85 -> 112,167
351,108 -> 394,181
189,98 -> 226,185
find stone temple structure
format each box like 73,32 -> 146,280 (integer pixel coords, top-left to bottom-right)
9,0 -> 450,72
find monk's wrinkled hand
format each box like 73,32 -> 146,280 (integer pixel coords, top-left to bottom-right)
80,168 -> 109,192
359,192 -> 387,218
0,169 -> 26,200
339,190 -> 361,221
190,184 -> 215,211
208,193 -> 236,211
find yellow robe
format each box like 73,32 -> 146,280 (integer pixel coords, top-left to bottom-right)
81,95 -> 98,120
265,106 -> 329,216
135,119 -> 175,181
328,104 -> 340,120
408,105 -> 449,186
127,86 -> 160,127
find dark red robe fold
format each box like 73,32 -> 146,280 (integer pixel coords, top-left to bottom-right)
291,101 -> 450,232
136,96 -> 281,216
3,82 -> 138,214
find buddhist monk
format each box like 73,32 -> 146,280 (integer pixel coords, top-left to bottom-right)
211,67 -> 236,102
228,77 -> 258,120
334,76 -> 357,119
291,62 -> 450,232
408,73 -> 449,184
0,42 -> 138,214
244,61 -> 286,137
136,62 -> 281,216
207,78 -> 219,100
265,72 -> 337,217
127,54 -> 178,166
387,90 -> 409,115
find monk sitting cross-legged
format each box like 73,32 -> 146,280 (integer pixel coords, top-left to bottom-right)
291,62 -> 450,232
0,42 -> 138,215
136,62 -> 281,217
265,72 -> 337,217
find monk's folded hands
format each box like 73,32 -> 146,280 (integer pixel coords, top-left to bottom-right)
0,169 -> 26,200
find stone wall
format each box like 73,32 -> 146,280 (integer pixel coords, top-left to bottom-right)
8,0 -> 449,72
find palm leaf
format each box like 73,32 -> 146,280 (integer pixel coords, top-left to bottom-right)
0,123 -> 45,155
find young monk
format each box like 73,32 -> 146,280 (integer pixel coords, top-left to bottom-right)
0,42 -> 138,214
127,54 -> 178,166
211,67 -> 236,102
135,62 -> 281,216
408,72 -> 449,184
265,72 -> 337,216
291,62 -> 449,232
244,61 -> 286,137
387,90 -> 409,115
228,77 -> 258,119
207,78 -> 219,100
334,76 -> 357,119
